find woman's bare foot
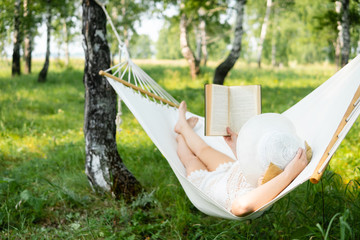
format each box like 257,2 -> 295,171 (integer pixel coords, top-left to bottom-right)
187,117 -> 199,129
174,101 -> 188,134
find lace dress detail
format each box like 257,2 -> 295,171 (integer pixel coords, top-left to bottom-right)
188,161 -> 254,211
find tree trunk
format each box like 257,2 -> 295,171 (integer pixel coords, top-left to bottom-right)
335,1 -> 342,69
271,6 -> 277,67
38,0 -> 51,83
256,0 -> 272,68
340,0 -> 350,67
82,0 -> 141,199
12,0 -> 22,76
213,0 -> 245,85
271,35 -> 276,67
24,0 -> 32,74
180,12 -> 200,79
195,24 -> 202,62
199,19 -> 208,66
24,36 -> 32,74
63,20 -> 70,67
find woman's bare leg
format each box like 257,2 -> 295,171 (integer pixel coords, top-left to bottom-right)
176,135 -> 208,176
175,101 -> 234,171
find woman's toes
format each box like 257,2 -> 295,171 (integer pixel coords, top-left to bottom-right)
179,101 -> 187,115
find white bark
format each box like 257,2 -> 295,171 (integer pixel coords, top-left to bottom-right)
340,0 -> 350,67
199,19 -> 208,66
24,0 -> 32,74
335,1 -> 342,69
195,24 -> 202,61
180,12 -> 199,79
82,0 -> 140,198
38,1 -> 51,82
63,20 -> 70,66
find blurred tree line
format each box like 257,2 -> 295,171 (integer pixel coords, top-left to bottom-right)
0,0 -> 79,80
1,0 -> 360,80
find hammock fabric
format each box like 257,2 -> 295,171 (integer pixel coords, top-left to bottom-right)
99,52 -> 360,220
94,0 -> 360,220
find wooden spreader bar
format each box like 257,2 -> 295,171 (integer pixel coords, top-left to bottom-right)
310,84 -> 360,184
99,70 -> 179,108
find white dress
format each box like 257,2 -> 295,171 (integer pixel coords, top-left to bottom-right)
187,161 -> 254,211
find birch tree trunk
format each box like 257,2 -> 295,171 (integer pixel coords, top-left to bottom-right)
180,11 -> 200,79
195,24 -> 202,62
271,6 -> 278,67
63,20 -> 70,67
12,0 -> 22,76
82,0 -> 141,199
335,1 -> 342,69
38,0 -> 51,83
256,0 -> 272,68
199,19 -> 208,66
213,0 -> 245,85
24,35 -> 32,74
24,0 -> 32,74
340,0 -> 350,67
271,35 -> 276,67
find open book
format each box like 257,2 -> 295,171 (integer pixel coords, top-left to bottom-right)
205,84 -> 261,136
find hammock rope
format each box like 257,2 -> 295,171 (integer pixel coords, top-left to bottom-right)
99,70 -> 179,108
94,1 -> 360,220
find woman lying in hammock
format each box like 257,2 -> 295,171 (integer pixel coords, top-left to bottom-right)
174,101 -> 309,217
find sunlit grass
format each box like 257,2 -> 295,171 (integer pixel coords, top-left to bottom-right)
0,59 -> 359,239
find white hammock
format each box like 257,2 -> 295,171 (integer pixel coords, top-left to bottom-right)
99,51 -> 360,220
94,0 -> 360,220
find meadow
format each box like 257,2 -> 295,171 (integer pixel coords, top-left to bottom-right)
1,59 -> 360,239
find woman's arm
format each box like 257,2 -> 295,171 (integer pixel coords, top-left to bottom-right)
231,148 -> 308,217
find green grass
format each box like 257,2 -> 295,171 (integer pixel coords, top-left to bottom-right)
1,59 -> 360,239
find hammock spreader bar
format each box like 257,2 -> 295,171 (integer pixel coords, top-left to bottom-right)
310,84 -> 360,183
99,70 -> 180,108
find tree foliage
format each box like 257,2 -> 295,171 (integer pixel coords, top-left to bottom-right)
1,0 -> 360,69
155,0 -> 231,61
156,20 -> 183,59
105,0 -> 151,60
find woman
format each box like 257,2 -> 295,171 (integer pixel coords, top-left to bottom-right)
174,101 -> 309,217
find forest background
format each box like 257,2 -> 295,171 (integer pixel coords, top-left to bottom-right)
1,0 -> 360,239
1,0 -> 360,68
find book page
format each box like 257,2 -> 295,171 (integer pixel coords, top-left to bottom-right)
206,85 -> 229,136
229,85 -> 261,133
